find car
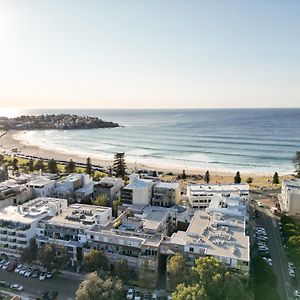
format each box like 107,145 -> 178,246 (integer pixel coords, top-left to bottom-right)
39,272 -> 47,281
32,269 -> 40,278
10,284 -> 24,291
134,289 -> 141,300
46,271 -> 52,279
289,268 -> 295,277
19,266 -> 27,275
167,295 -> 173,300
24,267 -> 34,277
2,261 -> 10,270
257,202 -> 263,207
127,288 -> 134,300
294,290 -> 300,298
262,257 -> 272,266
0,280 -> 10,288
14,264 -> 22,273
151,293 -> 158,300
143,294 -> 150,300
288,262 -> 295,269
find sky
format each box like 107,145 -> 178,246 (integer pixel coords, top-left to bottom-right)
0,0 -> 299,109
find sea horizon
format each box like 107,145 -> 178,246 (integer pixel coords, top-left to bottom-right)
2,108 -> 299,175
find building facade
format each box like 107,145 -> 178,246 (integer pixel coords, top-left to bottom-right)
152,182 -> 181,207
279,179 -> 300,216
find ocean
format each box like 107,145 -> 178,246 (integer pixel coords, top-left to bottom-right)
4,108 -> 300,174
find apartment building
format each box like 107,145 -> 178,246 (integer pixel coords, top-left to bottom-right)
121,174 -> 155,205
187,183 -> 249,209
163,194 -> 250,278
26,178 -> 55,198
0,180 -> 30,209
85,205 -> 178,287
279,179 -> 300,216
93,177 -> 124,206
152,182 -> 181,207
0,197 -> 67,256
36,204 -> 112,267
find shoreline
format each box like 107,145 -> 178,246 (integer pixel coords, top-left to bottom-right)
0,130 -> 293,178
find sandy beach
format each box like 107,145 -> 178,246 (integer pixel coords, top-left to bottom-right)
0,130 -> 293,186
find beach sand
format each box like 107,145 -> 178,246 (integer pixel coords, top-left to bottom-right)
0,130 -> 293,186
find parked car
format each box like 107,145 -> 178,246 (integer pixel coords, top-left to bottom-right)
19,266 -> 28,275
32,269 -> 40,278
24,267 -> 34,277
257,202 -> 263,207
0,280 -> 10,288
2,261 -> 10,270
151,293 -> 158,300
14,264 -> 23,273
167,295 -> 173,300
294,290 -> 300,298
144,294 -> 150,300
39,272 -> 47,281
10,284 -> 24,291
46,272 -> 53,279
288,262 -> 295,269
288,268 -> 295,277
134,289 -> 141,300
127,288 -> 134,300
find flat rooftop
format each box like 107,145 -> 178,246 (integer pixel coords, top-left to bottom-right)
170,210 -> 249,262
154,181 -> 179,190
0,197 -> 65,224
26,177 -> 53,187
46,204 -> 111,228
189,183 -> 249,193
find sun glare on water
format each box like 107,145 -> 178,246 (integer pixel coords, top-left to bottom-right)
0,108 -> 23,118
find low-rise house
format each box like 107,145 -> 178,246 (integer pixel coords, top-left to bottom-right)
152,182 -> 181,207
279,179 -> 300,216
0,197 -> 67,256
93,177 -> 124,206
121,174 -> 155,205
187,183 -> 249,209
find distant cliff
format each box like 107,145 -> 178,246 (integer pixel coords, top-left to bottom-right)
0,114 -> 119,130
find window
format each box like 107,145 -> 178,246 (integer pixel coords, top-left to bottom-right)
189,247 -> 194,252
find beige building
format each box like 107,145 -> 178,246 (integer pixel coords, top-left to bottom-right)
279,179 -> 300,216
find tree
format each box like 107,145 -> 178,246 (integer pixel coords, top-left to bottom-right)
86,157 -> 92,175
28,159 -> 34,172
246,177 -> 253,184
234,171 -> 241,184
35,159 -> 45,171
83,249 -> 108,273
48,158 -> 58,174
51,291 -> 59,300
204,170 -> 210,183
112,199 -> 122,217
114,259 -> 129,281
20,238 -> 38,264
76,272 -> 123,300
292,151 -> 300,178
168,254 -> 189,291
172,283 -> 204,300
12,158 -> 19,171
272,172 -> 279,184
113,153 -> 127,179
65,159 -> 76,173
93,194 -> 109,207
182,170 -> 187,180
38,244 -> 69,272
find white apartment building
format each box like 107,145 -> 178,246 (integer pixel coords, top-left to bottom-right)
121,174 -> 155,205
36,204 -> 112,267
162,194 -> 250,274
187,183 -> 249,209
0,197 -> 67,256
26,178 -> 56,198
279,179 -> 300,216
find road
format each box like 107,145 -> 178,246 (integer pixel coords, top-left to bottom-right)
0,269 -> 80,299
251,192 -> 296,300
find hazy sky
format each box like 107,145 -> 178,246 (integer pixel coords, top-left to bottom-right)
0,0 -> 299,109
